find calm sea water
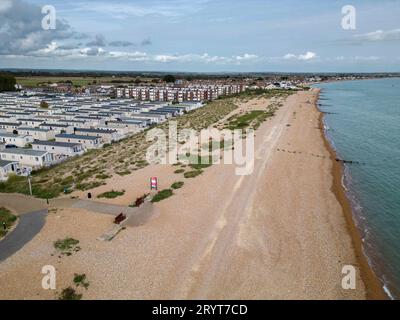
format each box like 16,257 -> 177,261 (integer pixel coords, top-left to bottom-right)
315,78 -> 400,299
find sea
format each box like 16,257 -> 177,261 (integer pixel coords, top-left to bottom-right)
315,78 -> 400,300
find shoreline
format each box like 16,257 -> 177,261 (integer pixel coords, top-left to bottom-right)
315,89 -> 387,300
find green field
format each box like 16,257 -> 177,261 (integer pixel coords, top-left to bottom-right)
16,76 -> 157,88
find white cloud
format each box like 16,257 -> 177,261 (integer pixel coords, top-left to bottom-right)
152,53 -> 257,64
109,51 -> 149,61
71,0 -> 210,19
22,44 -> 258,65
284,51 -> 317,61
235,53 -> 258,61
353,29 -> 400,43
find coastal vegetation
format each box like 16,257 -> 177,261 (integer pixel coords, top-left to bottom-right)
184,170 -> 203,179
73,274 -> 90,289
171,181 -> 184,189
97,190 -> 125,199
151,189 -> 174,203
54,238 -> 81,256
0,207 -> 17,238
58,287 -> 82,300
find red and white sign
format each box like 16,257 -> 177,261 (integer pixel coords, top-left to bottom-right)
150,177 -> 158,190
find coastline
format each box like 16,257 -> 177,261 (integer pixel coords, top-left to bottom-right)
0,89 -> 388,299
315,89 -> 387,300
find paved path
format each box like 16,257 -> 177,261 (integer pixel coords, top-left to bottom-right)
0,194 -> 46,214
0,194 -> 154,262
0,209 -> 48,262
52,198 -> 155,226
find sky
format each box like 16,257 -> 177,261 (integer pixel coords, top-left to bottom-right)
0,0 -> 399,72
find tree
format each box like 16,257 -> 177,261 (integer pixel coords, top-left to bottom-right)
0,73 -> 16,92
163,75 -> 176,83
40,101 -> 49,109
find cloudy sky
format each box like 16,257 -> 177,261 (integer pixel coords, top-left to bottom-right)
0,0 -> 399,72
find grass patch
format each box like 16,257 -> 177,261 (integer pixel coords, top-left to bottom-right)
73,274 -> 90,289
116,170 -> 131,176
174,169 -> 185,174
151,189 -> 173,203
58,287 -> 82,300
171,181 -> 184,189
95,173 -> 111,180
0,207 -> 17,238
225,110 -> 274,131
97,190 -> 125,199
184,170 -> 203,179
54,238 -> 81,256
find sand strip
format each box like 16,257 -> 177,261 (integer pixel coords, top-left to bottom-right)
316,90 -> 387,300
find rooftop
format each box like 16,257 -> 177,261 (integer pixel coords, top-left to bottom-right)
0,160 -> 18,167
55,134 -> 99,140
1,148 -> 48,156
32,141 -> 81,148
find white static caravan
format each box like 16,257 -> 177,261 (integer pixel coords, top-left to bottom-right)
31,141 -> 84,159
74,128 -> 120,143
39,123 -> 74,135
55,133 -> 102,149
0,132 -> 34,148
0,160 -> 19,181
17,127 -> 56,141
0,122 -> 21,133
0,148 -> 54,169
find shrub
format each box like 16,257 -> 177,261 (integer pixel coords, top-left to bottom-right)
184,170 -> 203,179
151,189 -> 173,203
171,181 -> 184,189
97,190 -> 125,199
58,287 -> 82,300
73,274 -> 89,289
54,238 -> 80,256
0,207 -> 17,238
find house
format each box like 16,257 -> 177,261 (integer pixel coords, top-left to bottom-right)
0,132 -> 34,148
39,123 -> 74,135
0,149 -> 54,169
55,133 -> 102,149
130,112 -> 166,124
106,120 -> 147,133
17,118 -> 44,127
31,141 -> 84,159
0,160 -> 19,181
74,128 -> 120,143
0,122 -> 21,133
17,127 -> 56,141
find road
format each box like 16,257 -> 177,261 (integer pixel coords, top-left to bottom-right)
0,209 -> 48,262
